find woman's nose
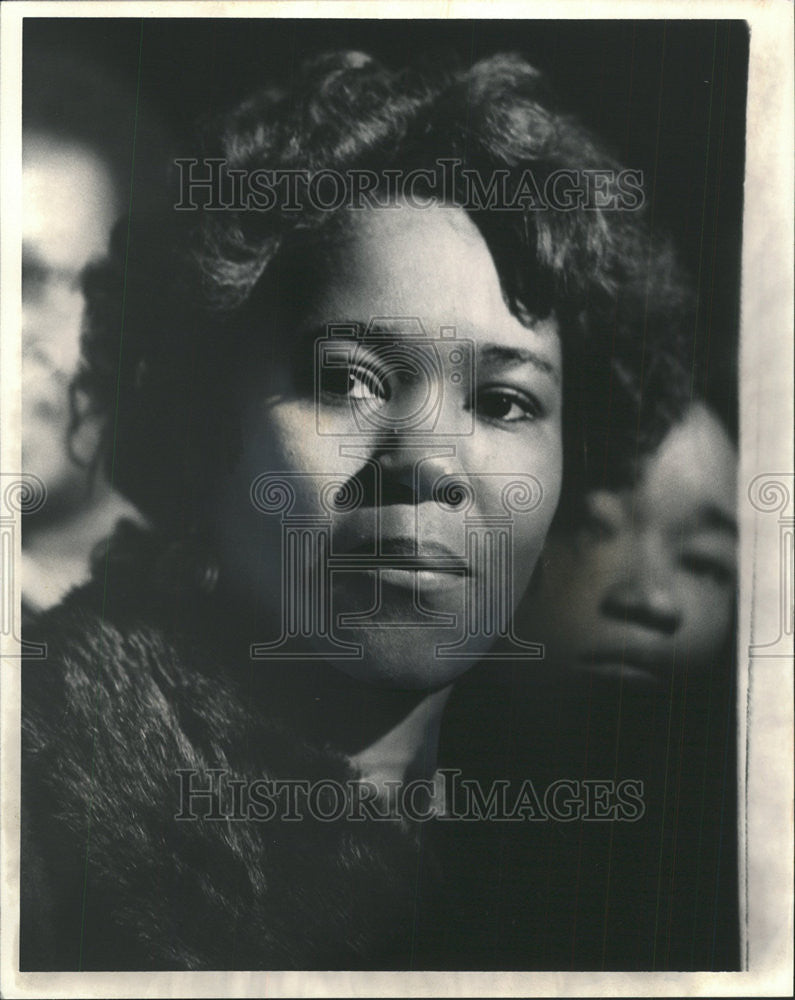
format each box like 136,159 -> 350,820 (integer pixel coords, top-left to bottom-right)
599,539 -> 682,636
371,438 -> 468,506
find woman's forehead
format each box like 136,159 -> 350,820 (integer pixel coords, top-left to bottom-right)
285,203 -> 562,363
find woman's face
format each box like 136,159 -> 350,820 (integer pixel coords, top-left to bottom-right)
531,403 -> 737,688
211,203 -> 563,689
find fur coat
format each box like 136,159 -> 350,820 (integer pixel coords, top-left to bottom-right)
20,570 -> 435,971
20,529 -> 739,971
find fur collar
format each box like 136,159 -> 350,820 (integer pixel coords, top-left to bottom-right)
21,588 -> 435,970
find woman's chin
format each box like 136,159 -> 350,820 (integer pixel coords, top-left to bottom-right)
324,628 -> 488,691
306,576 -> 479,688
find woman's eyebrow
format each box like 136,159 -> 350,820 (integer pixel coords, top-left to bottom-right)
477,344 -> 561,384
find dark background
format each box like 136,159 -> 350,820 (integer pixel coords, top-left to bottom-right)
24,16 -> 748,420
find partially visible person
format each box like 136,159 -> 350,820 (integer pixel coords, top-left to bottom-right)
21,133 -> 142,614
21,48 -> 169,617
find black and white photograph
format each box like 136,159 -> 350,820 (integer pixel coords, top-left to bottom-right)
0,1 -> 792,996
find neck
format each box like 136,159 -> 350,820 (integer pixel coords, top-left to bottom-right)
242,651 -> 454,788
22,477 -> 144,611
349,684 -> 453,787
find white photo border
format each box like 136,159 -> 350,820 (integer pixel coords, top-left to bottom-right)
1,2 -> 792,996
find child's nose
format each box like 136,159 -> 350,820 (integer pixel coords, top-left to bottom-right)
599,539 -> 682,636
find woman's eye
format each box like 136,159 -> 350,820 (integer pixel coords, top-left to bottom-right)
349,367 -> 387,401
324,365 -> 388,402
475,387 -> 540,424
680,553 -> 734,587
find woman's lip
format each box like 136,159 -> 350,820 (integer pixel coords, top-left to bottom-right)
357,566 -> 467,592
330,538 -> 469,591
335,537 -> 468,565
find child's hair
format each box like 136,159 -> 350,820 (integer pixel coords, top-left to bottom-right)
77,51 -> 695,527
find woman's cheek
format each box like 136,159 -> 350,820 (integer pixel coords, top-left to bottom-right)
265,400 -> 356,473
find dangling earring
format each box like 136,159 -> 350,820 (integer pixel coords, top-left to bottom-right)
154,532 -> 220,599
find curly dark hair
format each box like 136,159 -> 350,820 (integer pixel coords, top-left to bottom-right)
78,51 -> 695,529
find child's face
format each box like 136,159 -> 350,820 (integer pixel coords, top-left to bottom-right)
211,203 -> 563,689
533,403 -> 737,688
